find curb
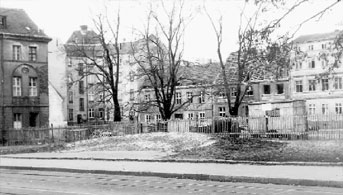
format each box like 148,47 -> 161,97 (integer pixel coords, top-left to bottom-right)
1,156 -> 342,167
1,165 -> 342,188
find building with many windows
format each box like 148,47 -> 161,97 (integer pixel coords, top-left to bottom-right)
290,30 -> 343,115
0,8 -> 51,143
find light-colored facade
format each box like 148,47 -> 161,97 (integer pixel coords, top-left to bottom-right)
64,26 -> 142,124
290,30 -> 343,115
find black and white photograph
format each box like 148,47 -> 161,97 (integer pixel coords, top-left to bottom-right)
0,0 -> 343,194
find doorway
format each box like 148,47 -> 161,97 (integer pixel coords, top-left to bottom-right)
29,112 -> 38,127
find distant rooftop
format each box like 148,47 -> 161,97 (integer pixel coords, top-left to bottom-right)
292,30 -> 342,44
0,7 -> 49,39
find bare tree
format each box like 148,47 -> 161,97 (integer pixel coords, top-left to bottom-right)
207,0 -> 341,116
131,2 -> 194,120
65,12 -> 122,121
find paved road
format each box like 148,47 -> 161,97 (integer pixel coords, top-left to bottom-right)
0,169 -> 342,195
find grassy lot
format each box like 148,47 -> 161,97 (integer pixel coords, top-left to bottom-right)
1,132 -> 342,162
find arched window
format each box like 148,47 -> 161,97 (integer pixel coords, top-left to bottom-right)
12,64 -> 38,97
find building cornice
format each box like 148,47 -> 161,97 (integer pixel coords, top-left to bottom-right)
0,32 -> 51,43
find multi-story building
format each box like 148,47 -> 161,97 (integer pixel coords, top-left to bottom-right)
64,25 -> 142,124
0,8 -> 51,142
290,30 -> 343,115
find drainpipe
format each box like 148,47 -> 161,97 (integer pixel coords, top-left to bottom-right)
1,33 -> 5,145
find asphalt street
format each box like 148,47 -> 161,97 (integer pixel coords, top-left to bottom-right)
0,168 -> 342,195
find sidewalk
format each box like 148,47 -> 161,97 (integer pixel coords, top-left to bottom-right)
1,151 -> 343,188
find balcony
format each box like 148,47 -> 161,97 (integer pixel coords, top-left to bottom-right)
12,97 -> 40,106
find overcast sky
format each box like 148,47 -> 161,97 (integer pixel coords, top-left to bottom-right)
1,0 -> 343,62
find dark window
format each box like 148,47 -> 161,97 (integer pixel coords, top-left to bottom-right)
309,60 -> 315,68
78,63 -> 84,76
186,92 -> 193,103
296,81 -> 303,92
322,78 -> 329,91
79,80 -> 84,94
263,85 -> 270,94
309,80 -> 316,91
0,16 -> 7,28
174,114 -> 183,119
69,109 -> 74,121
276,84 -> 284,94
246,86 -> 253,96
29,46 -> 37,61
79,98 -> 84,111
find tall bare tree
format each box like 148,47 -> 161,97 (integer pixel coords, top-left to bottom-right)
131,2 -> 192,120
207,0 -> 341,116
65,12 -> 122,121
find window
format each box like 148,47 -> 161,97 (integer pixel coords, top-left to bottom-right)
88,74 -> 96,84
199,112 -> 205,121
29,77 -> 37,96
155,114 -> 161,122
88,108 -> 95,118
174,113 -> 183,119
78,63 -> 84,76
308,80 -> 316,91
0,16 -> 7,28
276,84 -> 284,94
321,78 -> 329,91
334,77 -> 342,89
13,45 -> 21,60
176,92 -> 182,104
13,113 -> 22,129
98,108 -> 104,119
295,81 -> 303,92
130,89 -> 134,100
68,58 -> 72,67
336,103 -> 342,114
219,107 -> 226,117
263,85 -> 270,94
322,43 -> 326,49
68,109 -> 73,121
186,92 -> 193,103
231,87 -> 237,97
246,86 -> 253,96
99,93 -> 104,102
308,45 -> 314,50
199,91 -> 205,103
13,77 -> 22,96
295,62 -> 302,70
188,113 -> 194,120
88,91 -> 95,102
309,60 -> 315,69
322,104 -> 328,115
321,60 -> 327,67
68,91 -> 73,103
79,98 -> 84,111
145,114 -> 151,123
29,46 -> 37,61
308,104 -> 316,115
129,71 -> 134,82
145,94 -> 150,102
79,80 -> 84,94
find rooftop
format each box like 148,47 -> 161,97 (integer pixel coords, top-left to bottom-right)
0,7 -> 49,39
292,30 -> 342,44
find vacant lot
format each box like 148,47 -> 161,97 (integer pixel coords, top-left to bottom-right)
1,133 -> 342,162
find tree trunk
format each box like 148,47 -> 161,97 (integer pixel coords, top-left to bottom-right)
113,96 -> 121,121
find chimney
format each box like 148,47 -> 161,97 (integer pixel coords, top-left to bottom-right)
80,25 -> 88,35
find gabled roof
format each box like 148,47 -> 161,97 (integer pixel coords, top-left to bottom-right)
0,7 -> 49,38
292,30 -> 342,44
66,25 -> 100,45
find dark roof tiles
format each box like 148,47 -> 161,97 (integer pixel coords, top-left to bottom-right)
0,7 -> 49,38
